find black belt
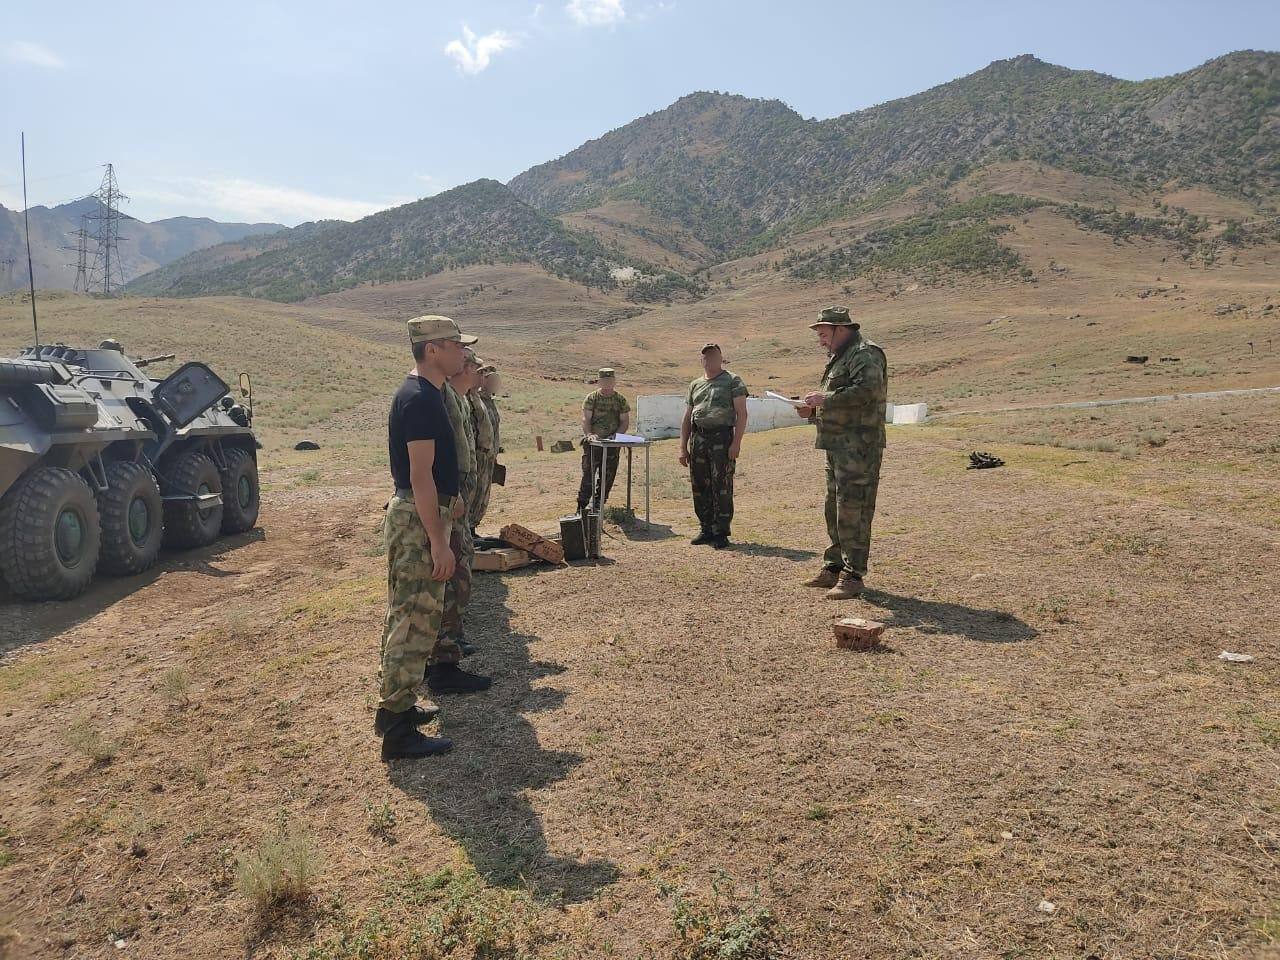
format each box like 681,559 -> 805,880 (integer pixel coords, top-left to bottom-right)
692,423 -> 734,434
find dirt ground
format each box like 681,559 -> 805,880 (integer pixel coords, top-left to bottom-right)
1,393 -> 1277,958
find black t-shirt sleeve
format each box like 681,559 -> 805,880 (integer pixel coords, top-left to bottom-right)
401,389 -> 448,445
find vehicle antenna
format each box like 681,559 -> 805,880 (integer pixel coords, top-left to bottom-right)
21,132 -> 39,347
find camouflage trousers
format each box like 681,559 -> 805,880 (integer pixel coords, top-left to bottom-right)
471,450 -> 495,527
441,471 -> 477,642
577,445 -> 620,511
823,448 -> 883,578
379,495 -> 454,712
689,427 -> 736,535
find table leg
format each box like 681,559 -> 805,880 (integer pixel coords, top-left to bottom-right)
645,443 -> 651,526
626,447 -> 633,512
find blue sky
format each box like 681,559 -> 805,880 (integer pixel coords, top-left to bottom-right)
3,0 -> 1277,226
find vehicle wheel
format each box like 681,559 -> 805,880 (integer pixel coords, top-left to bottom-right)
218,447 -> 260,534
162,451 -> 223,549
98,461 -> 163,575
0,466 -> 101,600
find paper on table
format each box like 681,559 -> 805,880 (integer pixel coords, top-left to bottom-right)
765,390 -> 808,408
607,432 -> 649,444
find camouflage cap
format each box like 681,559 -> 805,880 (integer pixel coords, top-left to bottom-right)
598,367 -> 616,379
808,305 -> 859,329
407,315 -> 478,345
478,364 -> 498,375
462,349 -> 485,367
700,342 -> 722,354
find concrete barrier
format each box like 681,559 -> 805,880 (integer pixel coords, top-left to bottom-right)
637,395 -> 928,438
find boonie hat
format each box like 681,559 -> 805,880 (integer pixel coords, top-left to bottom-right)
407,315 -> 478,345
700,342 -> 722,354
598,367 -> 616,379
808,305 -> 859,329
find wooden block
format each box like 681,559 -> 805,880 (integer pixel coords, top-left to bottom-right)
474,548 -> 530,572
833,617 -> 887,651
499,524 -> 566,565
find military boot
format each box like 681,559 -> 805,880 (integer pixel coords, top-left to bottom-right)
427,663 -> 493,694
691,528 -> 714,546
710,532 -> 731,549
802,568 -> 840,589
374,704 -> 440,736
824,573 -> 864,600
380,715 -> 453,760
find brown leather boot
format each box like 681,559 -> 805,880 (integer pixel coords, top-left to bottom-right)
824,574 -> 864,600
802,568 -> 840,589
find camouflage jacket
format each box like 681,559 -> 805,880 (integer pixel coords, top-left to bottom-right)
583,389 -> 629,437
814,333 -> 887,452
443,383 -> 476,475
469,390 -> 495,456
687,370 -> 748,429
481,394 -> 500,452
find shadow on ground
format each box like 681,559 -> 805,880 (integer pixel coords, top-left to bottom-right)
0,528 -> 267,655
389,572 -> 618,904
616,521 -> 677,542
860,589 -> 1037,643
730,542 -> 819,561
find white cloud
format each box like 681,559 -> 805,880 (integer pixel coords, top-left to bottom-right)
443,25 -> 518,75
566,0 -> 626,26
132,176 -> 404,225
5,41 -> 65,69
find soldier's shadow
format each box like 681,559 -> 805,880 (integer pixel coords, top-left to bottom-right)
860,589 -> 1037,644
387,571 -> 618,904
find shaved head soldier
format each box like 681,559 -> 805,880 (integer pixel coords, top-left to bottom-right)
797,306 -> 888,600
376,315 -> 477,760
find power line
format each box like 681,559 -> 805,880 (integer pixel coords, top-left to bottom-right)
86,163 -> 129,295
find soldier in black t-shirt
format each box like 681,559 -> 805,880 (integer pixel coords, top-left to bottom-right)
376,315 -> 485,761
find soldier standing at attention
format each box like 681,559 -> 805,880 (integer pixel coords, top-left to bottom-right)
576,368 -> 630,514
679,343 -> 748,549
434,349 -> 492,690
467,363 -> 496,535
472,366 -> 502,527
376,315 -> 476,760
796,306 -> 888,600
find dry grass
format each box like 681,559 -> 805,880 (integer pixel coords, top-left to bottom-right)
62,719 -> 118,763
1,189 -> 1278,957
235,819 -> 320,914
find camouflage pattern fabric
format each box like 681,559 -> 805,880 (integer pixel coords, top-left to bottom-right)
577,445 -> 620,511
379,495 -> 454,711
686,370 -> 747,428
689,429 -> 736,535
813,332 -> 888,452
443,383 -> 476,473
439,482 -> 475,642
823,447 -> 882,577
582,389 -> 630,437
469,392 -> 496,525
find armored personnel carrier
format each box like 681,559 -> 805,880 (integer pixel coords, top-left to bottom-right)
0,340 -> 259,601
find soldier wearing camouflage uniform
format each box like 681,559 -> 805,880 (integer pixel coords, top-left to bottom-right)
468,370 -> 497,531
472,366 -> 502,527
433,351 -> 493,691
376,315 -> 478,760
679,343 -> 748,549
798,306 -> 888,600
576,368 -> 630,513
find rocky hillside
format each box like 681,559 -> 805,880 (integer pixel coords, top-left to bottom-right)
124,180 -> 691,303
0,197 -> 283,294
509,51 -> 1279,254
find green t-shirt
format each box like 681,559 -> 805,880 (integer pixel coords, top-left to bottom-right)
583,389 -> 630,437
686,370 -> 748,428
